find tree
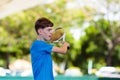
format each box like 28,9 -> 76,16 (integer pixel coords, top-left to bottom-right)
92,0 -> 120,66
0,12 -> 36,68
0,0 -> 120,74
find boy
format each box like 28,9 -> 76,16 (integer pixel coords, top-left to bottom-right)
30,17 -> 69,80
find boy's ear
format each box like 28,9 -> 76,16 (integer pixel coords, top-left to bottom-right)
38,29 -> 42,35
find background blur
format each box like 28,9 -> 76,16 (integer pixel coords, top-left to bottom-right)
0,0 -> 120,79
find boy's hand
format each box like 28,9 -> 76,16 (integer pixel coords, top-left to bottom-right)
62,42 -> 70,49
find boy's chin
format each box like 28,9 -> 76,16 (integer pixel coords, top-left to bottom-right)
46,38 -> 51,41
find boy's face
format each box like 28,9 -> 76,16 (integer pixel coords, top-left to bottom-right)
38,27 -> 53,41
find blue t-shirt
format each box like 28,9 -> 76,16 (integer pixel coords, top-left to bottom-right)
30,40 -> 54,80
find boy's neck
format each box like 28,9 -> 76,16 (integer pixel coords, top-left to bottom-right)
37,36 -> 45,41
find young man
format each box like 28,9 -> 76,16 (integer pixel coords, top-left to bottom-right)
30,17 -> 69,80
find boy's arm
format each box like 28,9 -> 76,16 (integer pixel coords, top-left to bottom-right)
52,42 -> 69,54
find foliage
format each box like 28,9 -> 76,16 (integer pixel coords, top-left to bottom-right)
0,0 -> 120,74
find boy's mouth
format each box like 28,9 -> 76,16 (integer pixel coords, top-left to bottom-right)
49,35 -> 52,38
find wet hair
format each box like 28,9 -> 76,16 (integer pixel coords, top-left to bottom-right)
35,17 -> 54,34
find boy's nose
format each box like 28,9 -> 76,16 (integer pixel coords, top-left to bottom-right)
50,30 -> 53,33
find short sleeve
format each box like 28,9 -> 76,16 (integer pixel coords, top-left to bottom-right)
30,40 -> 53,55
44,43 -> 53,54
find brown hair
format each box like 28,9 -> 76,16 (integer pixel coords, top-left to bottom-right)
35,17 -> 54,34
